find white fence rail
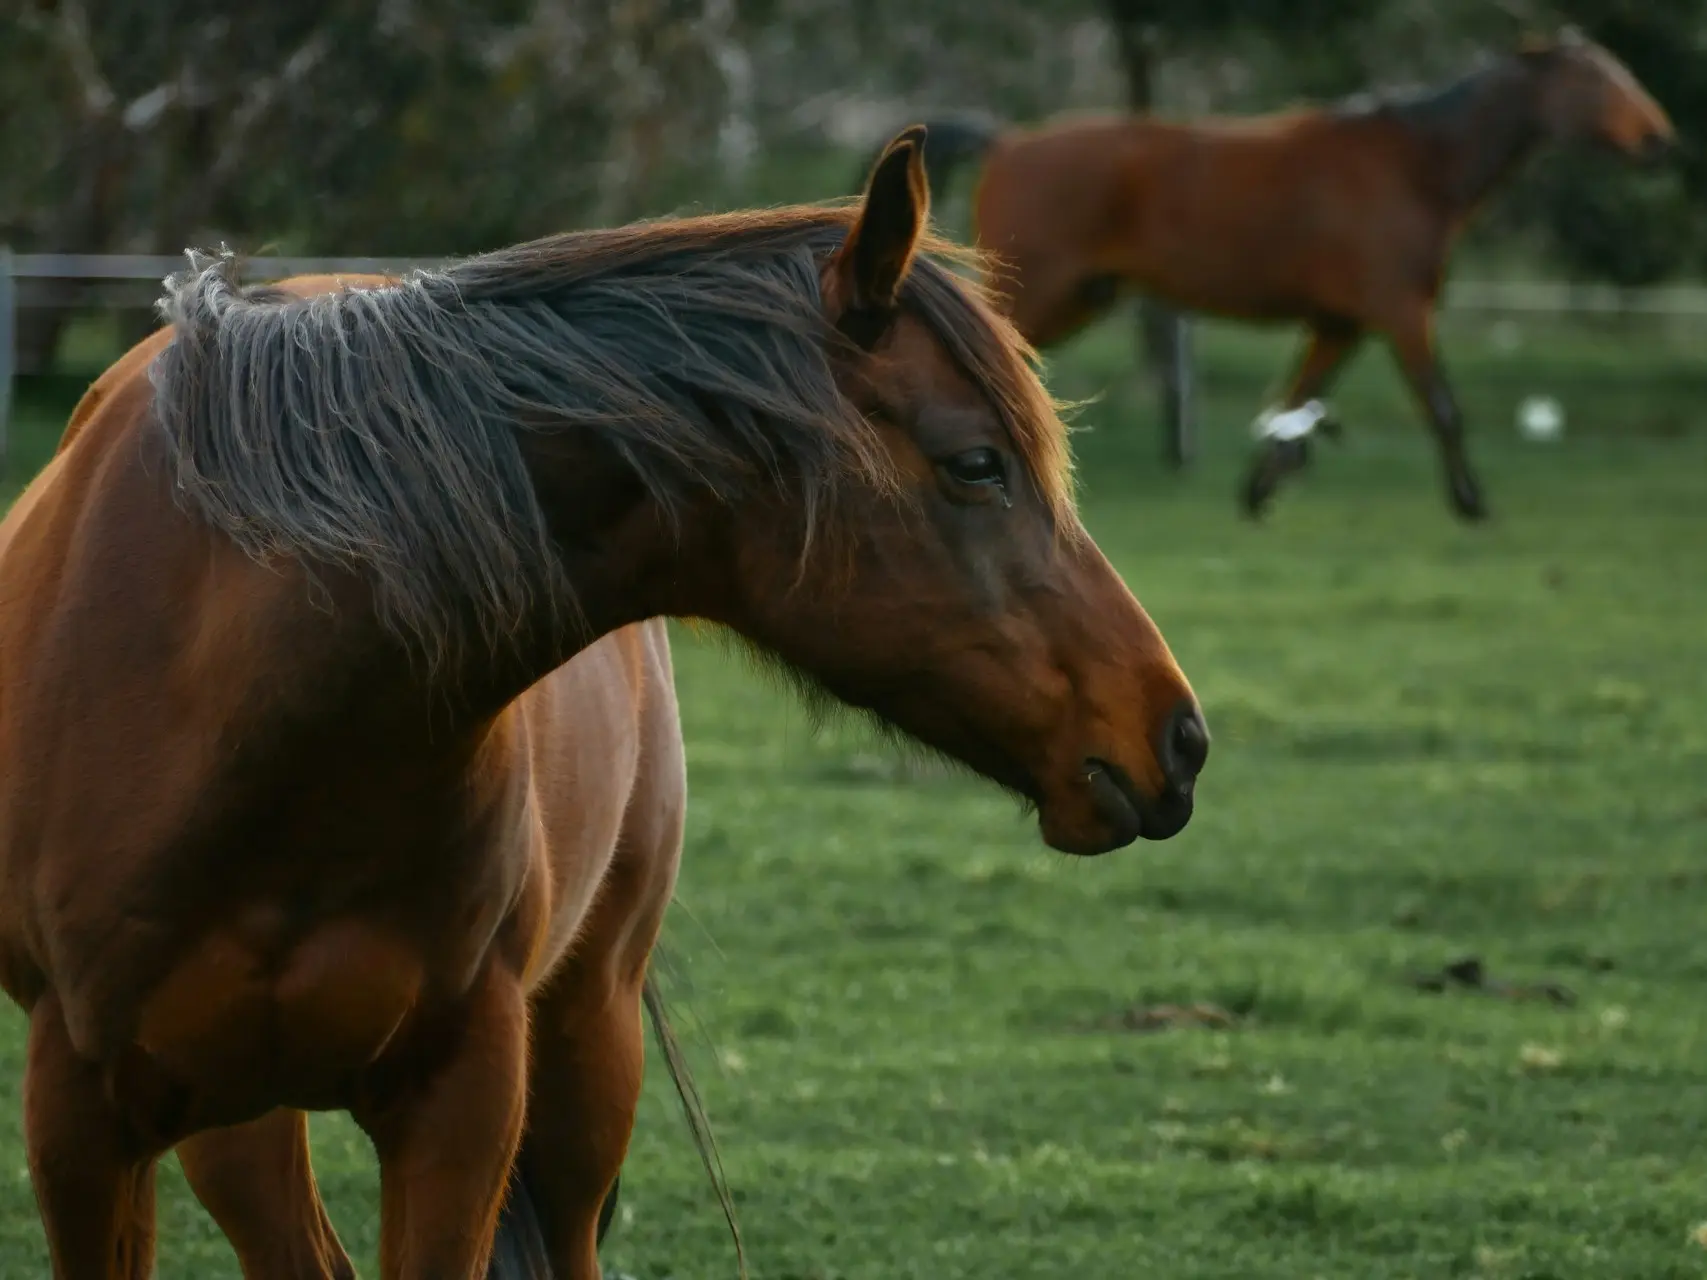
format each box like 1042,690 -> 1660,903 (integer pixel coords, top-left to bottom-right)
8,252 -> 430,281
5,250 -> 1707,470
0,248 -> 12,466
1444,278 -> 1707,317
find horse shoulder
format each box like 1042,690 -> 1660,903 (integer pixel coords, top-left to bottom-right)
0,350 -> 366,1039
1310,116 -> 1459,300
0,352 -> 173,684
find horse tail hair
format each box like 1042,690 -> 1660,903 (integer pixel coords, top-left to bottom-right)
487,1165 -> 553,1280
486,1166 -> 622,1279
643,969 -> 749,1279
852,115 -> 1003,206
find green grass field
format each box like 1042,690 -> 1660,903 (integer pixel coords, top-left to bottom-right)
2,307 -> 1705,1278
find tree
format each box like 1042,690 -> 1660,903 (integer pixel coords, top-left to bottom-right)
1,0 -> 746,366
5,0 -> 1704,377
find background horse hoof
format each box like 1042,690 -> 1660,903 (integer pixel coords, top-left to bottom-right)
1240,438 -> 1314,519
1449,480 -> 1490,521
1240,467 -> 1282,520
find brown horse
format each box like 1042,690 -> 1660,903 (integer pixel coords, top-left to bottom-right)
0,126 -> 1207,1279
882,30 -> 1675,520
48,281 -> 653,1277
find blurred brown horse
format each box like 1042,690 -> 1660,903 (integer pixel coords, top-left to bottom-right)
884,31 -> 1675,520
0,127 -> 1207,1280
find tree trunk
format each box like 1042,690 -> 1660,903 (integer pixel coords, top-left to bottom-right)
20,111 -> 132,374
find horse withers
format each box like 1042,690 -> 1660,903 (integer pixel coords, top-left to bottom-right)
0,126 -> 1206,1279
883,29 -> 1675,521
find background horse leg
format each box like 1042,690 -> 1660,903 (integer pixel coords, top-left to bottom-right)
1242,321 -> 1364,518
354,967 -> 530,1280
1386,311 -> 1488,520
23,997 -> 160,1279
176,1109 -> 354,1279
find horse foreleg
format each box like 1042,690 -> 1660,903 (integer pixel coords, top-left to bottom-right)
23,997 -> 160,1279
177,1109 -> 354,1280
1286,320 -> 1363,440
354,967 -> 530,1280
1387,313 -> 1486,520
1241,323 -> 1363,519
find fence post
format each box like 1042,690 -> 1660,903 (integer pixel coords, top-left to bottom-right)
0,245 -> 13,477
1167,312 -> 1195,469
1140,301 -> 1196,468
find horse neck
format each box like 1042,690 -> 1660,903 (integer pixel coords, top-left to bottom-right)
1409,61 -> 1547,215
445,433 -> 739,717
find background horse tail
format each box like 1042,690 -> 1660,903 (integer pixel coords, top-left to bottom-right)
853,115 -> 1003,205
487,970 -> 747,1280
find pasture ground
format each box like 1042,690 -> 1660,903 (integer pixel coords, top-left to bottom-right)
1,306 -> 1704,1279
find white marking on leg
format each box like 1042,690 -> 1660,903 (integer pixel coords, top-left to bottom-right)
1252,399 -> 1328,442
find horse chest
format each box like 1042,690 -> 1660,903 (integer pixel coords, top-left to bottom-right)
41,789 -> 540,1114
130,912 -> 429,1113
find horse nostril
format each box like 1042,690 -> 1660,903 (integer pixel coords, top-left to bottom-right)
1164,702 -> 1209,788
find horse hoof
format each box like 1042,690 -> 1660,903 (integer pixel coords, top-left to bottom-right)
1240,478 -> 1275,520
1449,478 -> 1489,521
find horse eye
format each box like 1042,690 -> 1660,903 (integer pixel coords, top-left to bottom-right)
940,447 -> 1006,488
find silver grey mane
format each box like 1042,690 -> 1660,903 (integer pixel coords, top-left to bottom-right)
148,213 -> 885,670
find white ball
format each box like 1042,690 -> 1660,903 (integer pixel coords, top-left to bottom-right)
1517,395 -> 1564,442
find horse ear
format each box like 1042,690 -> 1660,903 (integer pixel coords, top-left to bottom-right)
831,125 -> 930,348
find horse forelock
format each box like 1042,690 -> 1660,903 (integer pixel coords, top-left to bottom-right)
147,206 -> 1074,671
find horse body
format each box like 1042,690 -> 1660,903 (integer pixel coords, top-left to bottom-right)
976,110 -> 1447,341
0,328 -> 683,1275
3,274 -> 634,1079
0,129 -> 1206,1278
897,31 -> 1675,520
